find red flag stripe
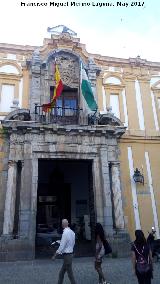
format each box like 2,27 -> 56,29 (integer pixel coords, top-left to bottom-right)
53,79 -> 63,100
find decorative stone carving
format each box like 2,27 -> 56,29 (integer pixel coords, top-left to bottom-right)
32,49 -> 41,66
30,49 -> 41,112
87,57 -> 101,88
98,112 -> 124,127
3,109 -> 31,122
129,56 -> 147,67
51,53 -> 79,88
10,134 -> 24,145
58,33 -> 73,42
47,25 -> 77,37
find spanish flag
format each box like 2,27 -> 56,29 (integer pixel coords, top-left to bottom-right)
42,63 -> 63,112
41,100 -> 55,112
52,64 -> 63,101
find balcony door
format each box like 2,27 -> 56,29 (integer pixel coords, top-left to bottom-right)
50,86 -> 78,116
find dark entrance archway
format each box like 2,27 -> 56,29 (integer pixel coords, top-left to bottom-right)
36,159 -> 95,258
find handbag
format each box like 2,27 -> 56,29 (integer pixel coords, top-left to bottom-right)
103,239 -> 112,255
133,244 -> 151,275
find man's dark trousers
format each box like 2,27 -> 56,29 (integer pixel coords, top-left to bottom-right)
58,253 -> 76,284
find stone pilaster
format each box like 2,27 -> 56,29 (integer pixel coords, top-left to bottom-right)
30,49 -> 41,115
111,162 -> 125,230
88,57 -> 101,103
3,160 -> 17,235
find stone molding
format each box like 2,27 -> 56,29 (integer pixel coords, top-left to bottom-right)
3,109 -> 30,122
2,120 -> 126,140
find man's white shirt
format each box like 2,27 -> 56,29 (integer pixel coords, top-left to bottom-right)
56,227 -> 75,254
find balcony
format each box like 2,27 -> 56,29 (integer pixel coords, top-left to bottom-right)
34,105 -> 82,125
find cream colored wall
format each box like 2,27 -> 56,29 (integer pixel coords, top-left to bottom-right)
119,140 -> 160,240
139,79 -> 156,133
123,78 -> 140,130
98,63 -> 160,238
119,142 -> 136,239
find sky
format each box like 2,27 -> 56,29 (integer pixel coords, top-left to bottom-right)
0,0 -> 160,61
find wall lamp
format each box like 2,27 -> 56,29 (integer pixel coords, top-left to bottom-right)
133,168 -> 144,185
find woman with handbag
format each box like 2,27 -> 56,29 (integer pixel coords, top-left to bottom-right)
131,230 -> 153,284
95,223 -> 110,284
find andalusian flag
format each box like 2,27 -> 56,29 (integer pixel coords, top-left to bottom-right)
42,63 -> 63,112
81,63 -> 97,111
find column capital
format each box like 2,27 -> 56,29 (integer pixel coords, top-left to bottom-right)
8,160 -> 16,168
137,75 -> 150,82
123,75 -> 136,81
151,88 -> 160,94
109,161 -> 120,166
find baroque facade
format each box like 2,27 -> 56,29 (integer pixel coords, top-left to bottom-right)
0,28 -> 160,260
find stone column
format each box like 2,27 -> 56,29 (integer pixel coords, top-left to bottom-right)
3,160 -> 17,235
100,148 -> 113,235
19,159 -> 32,238
111,162 -> 125,230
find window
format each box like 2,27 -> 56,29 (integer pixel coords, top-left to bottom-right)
0,84 -> 14,112
64,99 -> 77,116
104,76 -> 121,85
50,87 -> 78,116
0,65 -> 19,74
110,93 -> 120,118
56,99 -> 63,115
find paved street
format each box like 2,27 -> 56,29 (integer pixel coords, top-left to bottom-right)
0,257 -> 159,284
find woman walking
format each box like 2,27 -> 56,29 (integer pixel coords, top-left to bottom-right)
95,223 -> 110,284
131,230 -> 153,284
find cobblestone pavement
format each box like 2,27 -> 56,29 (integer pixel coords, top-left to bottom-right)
0,257 -> 159,284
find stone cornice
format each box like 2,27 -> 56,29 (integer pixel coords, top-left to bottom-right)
121,132 -> 160,141
2,120 -> 125,139
103,84 -> 125,91
151,88 -> 160,93
1,40 -> 160,69
0,73 -> 22,81
0,43 -> 37,54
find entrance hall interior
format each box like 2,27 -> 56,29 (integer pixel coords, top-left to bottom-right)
36,159 -> 94,257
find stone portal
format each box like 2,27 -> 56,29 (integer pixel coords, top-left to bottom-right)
0,110 -> 127,260
36,159 -> 94,257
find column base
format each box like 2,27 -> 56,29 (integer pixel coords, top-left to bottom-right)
108,229 -> 131,257
0,236 -> 34,261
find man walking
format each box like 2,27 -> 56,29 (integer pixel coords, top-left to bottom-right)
52,219 -> 76,284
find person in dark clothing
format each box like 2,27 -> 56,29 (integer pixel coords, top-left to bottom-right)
95,223 -> 110,284
131,230 -> 153,284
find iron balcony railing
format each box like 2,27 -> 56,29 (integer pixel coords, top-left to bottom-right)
34,105 -> 82,125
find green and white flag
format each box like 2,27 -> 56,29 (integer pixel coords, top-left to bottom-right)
81,63 -> 98,111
